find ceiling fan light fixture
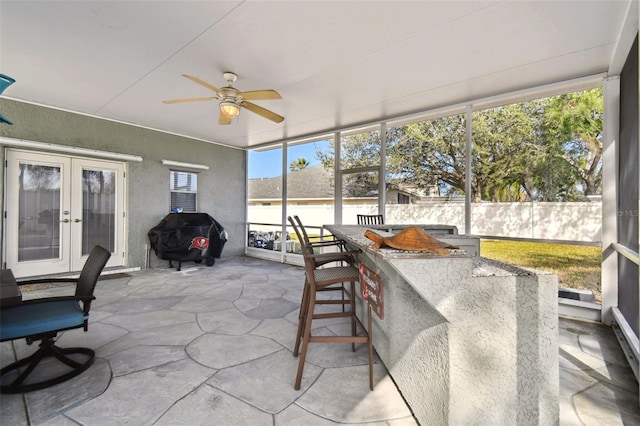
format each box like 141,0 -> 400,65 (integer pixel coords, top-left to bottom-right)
164,73 -> 283,124
220,101 -> 240,118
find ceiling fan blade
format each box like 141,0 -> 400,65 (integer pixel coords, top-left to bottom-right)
219,112 -> 233,125
241,101 -> 284,123
162,97 -> 217,104
182,74 -> 222,94
238,90 -> 281,100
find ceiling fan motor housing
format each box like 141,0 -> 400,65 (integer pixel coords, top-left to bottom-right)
220,87 -> 241,102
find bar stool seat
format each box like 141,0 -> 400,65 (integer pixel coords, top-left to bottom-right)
313,265 -> 359,284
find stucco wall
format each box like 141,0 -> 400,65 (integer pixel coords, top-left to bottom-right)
0,99 -> 246,271
327,225 -> 559,425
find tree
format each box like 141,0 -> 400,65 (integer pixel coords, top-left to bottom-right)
316,130 -> 382,197
289,157 -> 310,171
542,88 -> 603,197
471,103 -> 545,202
387,103 -> 545,202
386,114 -> 467,197
314,89 -> 604,202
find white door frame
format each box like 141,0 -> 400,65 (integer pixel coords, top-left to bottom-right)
4,148 -> 126,277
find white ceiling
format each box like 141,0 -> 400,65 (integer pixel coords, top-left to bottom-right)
0,1 -> 635,149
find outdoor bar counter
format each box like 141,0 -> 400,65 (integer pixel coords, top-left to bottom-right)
324,225 -> 559,425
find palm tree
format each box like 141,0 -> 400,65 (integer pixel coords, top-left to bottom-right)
289,157 -> 310,171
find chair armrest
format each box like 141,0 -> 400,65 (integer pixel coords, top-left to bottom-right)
304,250 -> 360,263
306,235 -> 344,244
306,237 -> 351,250
306,234 -> 339,241
309,251 -> 357,268
306,240 -> 347,249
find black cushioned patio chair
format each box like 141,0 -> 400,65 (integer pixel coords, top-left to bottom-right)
0,245 -> 111,394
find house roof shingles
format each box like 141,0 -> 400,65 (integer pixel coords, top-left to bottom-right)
249,165 -> 334,200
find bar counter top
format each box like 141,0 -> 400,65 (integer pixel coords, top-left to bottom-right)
324,224 -> 477,259
325,224 -> 536,276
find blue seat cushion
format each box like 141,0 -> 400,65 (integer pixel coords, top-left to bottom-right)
0,300 -> 86,341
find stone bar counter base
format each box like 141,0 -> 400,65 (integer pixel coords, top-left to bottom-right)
324,225 -> 559,426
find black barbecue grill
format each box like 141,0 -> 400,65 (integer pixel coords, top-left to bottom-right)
148,213 -> 227,271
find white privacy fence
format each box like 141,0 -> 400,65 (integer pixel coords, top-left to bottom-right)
466,202 -> 602,241
248,201 -> 602,243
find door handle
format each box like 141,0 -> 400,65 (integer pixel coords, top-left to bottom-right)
60,219 -> 69,223
74,219 -> 83,223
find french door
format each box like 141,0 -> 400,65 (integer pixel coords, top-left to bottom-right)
5,149 -> 125,277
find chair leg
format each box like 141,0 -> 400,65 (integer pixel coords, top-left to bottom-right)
350,281 -> 357,352
294,279 -> 373,391
367,304 -> 374,390
1,337 -> 95,394
1,345 -> 47,390
294,288 -> 317,390
294,279 -> 310,357
296,279 -> 354,358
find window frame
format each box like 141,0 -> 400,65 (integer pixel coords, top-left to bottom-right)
169,169 -> 198,213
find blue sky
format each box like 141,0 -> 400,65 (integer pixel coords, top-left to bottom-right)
248,140 -> 332,179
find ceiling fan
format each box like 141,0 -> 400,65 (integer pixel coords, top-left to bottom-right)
162,72 -> 284,125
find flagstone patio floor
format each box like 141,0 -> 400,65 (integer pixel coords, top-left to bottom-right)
1,256 -> 638,425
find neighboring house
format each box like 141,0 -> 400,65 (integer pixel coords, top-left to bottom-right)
249,165 -> 420,206
386,183 -> 426,204
249,165 -> 335,206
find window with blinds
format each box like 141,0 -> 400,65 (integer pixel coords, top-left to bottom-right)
170,170 -> 197,212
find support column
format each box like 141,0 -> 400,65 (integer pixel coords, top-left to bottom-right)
601,76 -> 620,325
465,105 -> 473,235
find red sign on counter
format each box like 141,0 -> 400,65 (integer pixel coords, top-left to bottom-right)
358,263 -> 384,319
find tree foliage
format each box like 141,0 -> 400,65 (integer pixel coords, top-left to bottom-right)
541,89 -> 603,198
289,157 -> 310,171
316,130 -> 382,197
318,88 -> 603,202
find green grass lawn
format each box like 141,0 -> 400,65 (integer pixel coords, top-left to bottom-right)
480,240 -> 601,300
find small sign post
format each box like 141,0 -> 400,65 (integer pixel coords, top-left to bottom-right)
358,263 -> 384,319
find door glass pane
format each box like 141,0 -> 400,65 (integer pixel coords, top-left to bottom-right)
82,168 -> 116,254
18,163 -> 61,261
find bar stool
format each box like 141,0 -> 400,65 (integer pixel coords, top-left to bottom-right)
287,216 -> 356,356
293,243 -> 374,390
357,214 -> 384,225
